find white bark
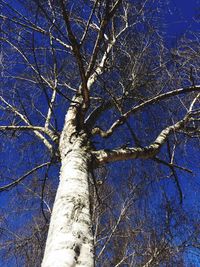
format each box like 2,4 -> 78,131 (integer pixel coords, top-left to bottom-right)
42,147 -> 94,267
42,106 -> 94,267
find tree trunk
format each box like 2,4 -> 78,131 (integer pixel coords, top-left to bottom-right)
42,109 -> 94,267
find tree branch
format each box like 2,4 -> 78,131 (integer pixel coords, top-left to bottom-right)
153,157 -> 192,174
92,86 -> 200,138
45,10 -> 58,129
85,98 -> 121,128
60,0 -> 89,111
92,113 -> 192,165
86,0 -> 122,79
0,162 -> 51,192
80,0 -> 99,45
0,96 -> 58,151
0,125 -> 58,141
0,14 -> 72,50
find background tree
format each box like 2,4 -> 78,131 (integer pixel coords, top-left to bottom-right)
0,0 -> 200,266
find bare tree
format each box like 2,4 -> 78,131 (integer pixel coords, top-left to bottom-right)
0,0 -> 200,266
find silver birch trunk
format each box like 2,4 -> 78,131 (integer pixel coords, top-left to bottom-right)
42,106 -> 94,267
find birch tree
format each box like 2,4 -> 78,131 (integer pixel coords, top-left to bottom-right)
0,0 -> 200,266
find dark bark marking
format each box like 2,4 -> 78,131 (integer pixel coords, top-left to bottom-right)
74,244 -> 81,262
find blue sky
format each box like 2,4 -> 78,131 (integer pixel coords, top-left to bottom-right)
167,0 -> 199,36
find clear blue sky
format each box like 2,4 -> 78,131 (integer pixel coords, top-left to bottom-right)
167,0 -> 199,36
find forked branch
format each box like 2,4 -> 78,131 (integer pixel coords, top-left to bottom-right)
92,86 -> 200,138
86,0 -> 123,78
93,109 -> 197,165
0,96 -> 58,152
